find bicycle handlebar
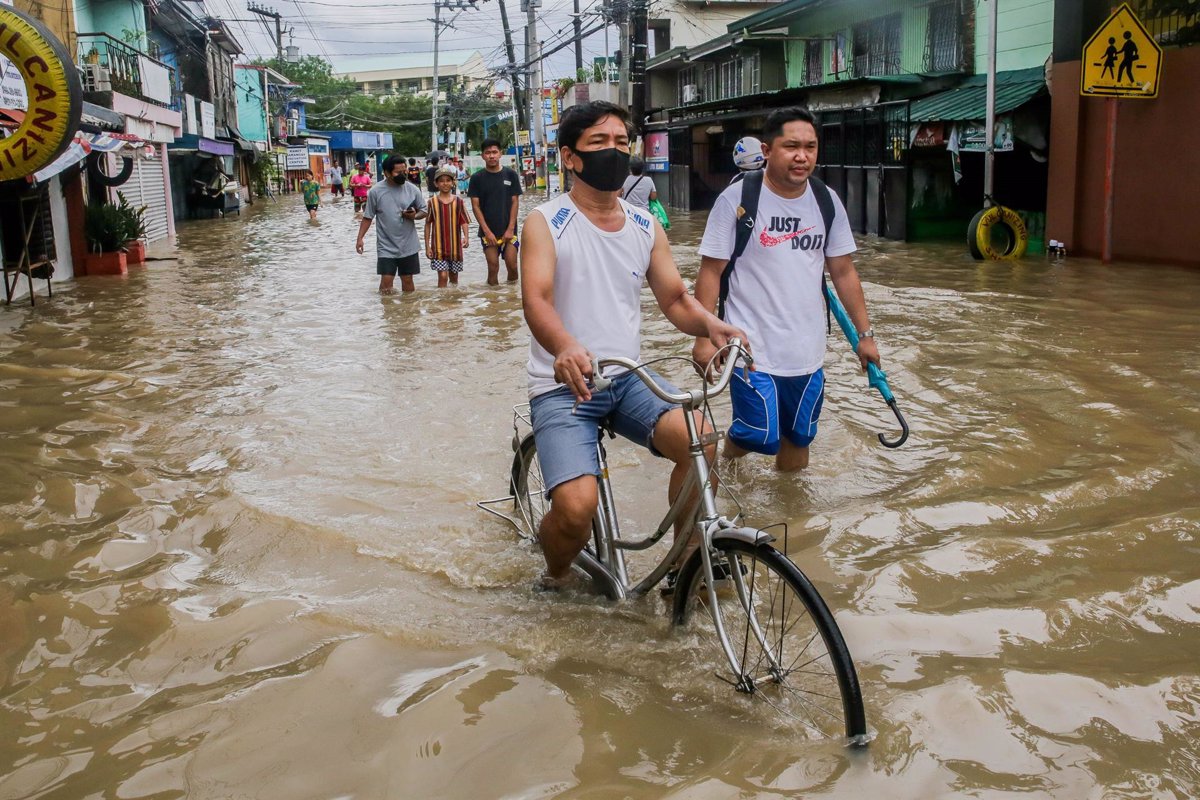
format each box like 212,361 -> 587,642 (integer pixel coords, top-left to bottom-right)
592,337 -> 749,407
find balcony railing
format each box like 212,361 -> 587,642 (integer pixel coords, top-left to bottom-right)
76,33 -> 179,110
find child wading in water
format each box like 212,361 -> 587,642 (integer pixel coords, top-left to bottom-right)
301,170 -> 321,220
425,166 -> 471,287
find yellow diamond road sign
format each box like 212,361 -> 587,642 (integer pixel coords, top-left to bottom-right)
1081,3 -> 1163,98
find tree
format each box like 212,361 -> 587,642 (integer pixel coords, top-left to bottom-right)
255,55 -> 434,156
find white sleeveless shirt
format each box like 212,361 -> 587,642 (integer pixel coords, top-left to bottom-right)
527,193 -> 657,398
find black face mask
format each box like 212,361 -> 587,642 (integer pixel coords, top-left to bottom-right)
392,172 -> 407,184
571,147 -> 630,192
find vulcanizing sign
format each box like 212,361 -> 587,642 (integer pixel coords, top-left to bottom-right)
0,5 -> 81,181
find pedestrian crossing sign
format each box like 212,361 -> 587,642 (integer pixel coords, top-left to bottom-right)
1081,3 -> 1162,99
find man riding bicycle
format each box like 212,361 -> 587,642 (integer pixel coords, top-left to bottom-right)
521,101 -> 749,589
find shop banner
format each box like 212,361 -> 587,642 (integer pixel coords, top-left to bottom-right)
200,100 -> 215,139
138,56 -> 172,105
910,122 -> 945,148
954,117 -> 1014,152
286,145 -> 307,169
1,54 -> 27,108
645,130 -> 668,173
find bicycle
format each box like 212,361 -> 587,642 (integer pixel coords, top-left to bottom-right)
479,339 -> 869,744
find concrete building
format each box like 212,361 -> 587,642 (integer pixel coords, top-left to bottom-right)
645,0 -> 1055,247
332,50 -> 492,101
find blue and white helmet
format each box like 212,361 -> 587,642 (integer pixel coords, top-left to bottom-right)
733,136 -> 765,171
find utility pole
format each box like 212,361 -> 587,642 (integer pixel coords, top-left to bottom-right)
629,0 -> 647,130
247,2 -> 283,63
616,0 -> 630,107
572,0 -> 583,74
497,0 -> 526,130
983,0 -> 997,207
431,0 -> 478,154
523,0 -> 542,186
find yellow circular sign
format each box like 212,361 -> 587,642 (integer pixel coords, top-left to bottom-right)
0,5 -> 83,182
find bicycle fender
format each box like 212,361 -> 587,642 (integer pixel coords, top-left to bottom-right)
712,526 -> 775,547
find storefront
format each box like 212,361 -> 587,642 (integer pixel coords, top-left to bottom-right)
168,135 -> 242,219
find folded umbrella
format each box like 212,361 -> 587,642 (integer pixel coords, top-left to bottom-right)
823,282 -> 909,448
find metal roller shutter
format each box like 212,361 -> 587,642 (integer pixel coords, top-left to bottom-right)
111,150 -> 169,244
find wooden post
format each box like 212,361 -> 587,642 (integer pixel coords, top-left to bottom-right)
1102,97 -> 1117,263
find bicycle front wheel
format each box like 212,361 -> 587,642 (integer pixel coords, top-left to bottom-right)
672,539 -> 867,743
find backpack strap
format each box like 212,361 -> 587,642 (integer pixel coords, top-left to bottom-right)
807,175 -> 837,333
717,169 -> 763,320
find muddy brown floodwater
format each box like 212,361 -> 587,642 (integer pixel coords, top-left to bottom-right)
2,191 -> 1199,799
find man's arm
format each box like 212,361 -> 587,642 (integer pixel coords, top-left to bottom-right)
471,197 -> 496,243
646,223 -> 749,354
521,211 -> 593,400
826,254 -> 879,370
355,216 -> 372,254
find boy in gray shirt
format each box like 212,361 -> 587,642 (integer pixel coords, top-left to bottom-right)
356,154 -> 428,294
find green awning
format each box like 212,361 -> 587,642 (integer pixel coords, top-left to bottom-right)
908,67 -> 1046,122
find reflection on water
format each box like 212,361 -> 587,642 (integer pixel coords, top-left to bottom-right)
2,192 -> 1199,798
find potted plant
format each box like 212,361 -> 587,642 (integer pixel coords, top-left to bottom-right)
83,202 -> 129,276
115,191 -> 148,263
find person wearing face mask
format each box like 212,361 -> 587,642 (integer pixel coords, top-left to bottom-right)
355,154 -> 428,295
520,101 -> 751,591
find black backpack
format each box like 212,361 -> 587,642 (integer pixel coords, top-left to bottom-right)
717,169 -> 837,331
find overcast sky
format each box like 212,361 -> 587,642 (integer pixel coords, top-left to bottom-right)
205,0 -> 616,91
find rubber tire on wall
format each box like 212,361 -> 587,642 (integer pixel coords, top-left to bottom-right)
968,205 -> 1028,261
87,152 -> 134,187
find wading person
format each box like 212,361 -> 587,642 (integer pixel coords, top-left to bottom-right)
693,106 -> 879,472
617,156 -> 656,211
300,169 -> 321,220
356,155 -> 427,295
350,163 -> 372,215
469,139 -> 523,285
521,101 -> 748,590
328,163 -> 344,198
425,166 -> 471,288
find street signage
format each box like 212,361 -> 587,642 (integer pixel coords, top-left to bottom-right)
285,146 -> 307,169
0,4 -> 82,181
1081,3 -> 1162,99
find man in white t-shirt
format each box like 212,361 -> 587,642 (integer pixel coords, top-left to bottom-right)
522,101 -> 747,589
693,106 -> 880,472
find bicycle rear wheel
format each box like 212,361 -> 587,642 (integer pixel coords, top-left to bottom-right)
510,433 -> 549,538
672,538 -> 868,742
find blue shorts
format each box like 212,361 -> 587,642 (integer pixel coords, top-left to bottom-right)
728,367 -> 825,455
530,369 -> 680,495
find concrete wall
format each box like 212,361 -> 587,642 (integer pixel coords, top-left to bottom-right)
649,0 -> 775,51
75,0 -> 146,50
14,0 -> 77,55
973,0 -> 1054,73
1046,47 -> 1200,266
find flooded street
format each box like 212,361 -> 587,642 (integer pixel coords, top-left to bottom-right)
2,191 -> 1199,798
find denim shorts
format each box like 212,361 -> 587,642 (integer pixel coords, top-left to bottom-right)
728,367 -> 825,455
530,369 -> 680,495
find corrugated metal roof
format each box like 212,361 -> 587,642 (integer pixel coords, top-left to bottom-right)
908,67 -> 1045,122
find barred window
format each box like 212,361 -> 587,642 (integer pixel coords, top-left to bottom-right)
805,39 -> 824,85
926,0 -> 962,72
852,14 -> 902,77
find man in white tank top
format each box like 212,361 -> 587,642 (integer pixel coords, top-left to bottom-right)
522,101 -> 749,589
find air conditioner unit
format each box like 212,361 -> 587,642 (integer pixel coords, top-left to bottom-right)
84,64 -> 112,92
682,84 -> 699,103
286,118 -> 299,136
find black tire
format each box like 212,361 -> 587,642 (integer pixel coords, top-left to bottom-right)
87,152 -> 134,187
672,538 -> 867,742
967,208 -> 986,260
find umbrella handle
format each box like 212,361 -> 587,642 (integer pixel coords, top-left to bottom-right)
878,398 -> 909,448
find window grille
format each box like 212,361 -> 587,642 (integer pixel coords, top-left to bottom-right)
805,39 -> 824,85
925,0 -> 962,72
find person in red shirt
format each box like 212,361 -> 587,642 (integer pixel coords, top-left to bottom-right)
349,163 -> 373,215
424,166 -> 470,287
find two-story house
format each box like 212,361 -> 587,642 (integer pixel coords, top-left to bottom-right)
646,0 -> 1053,245
72,0 -> 184,242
